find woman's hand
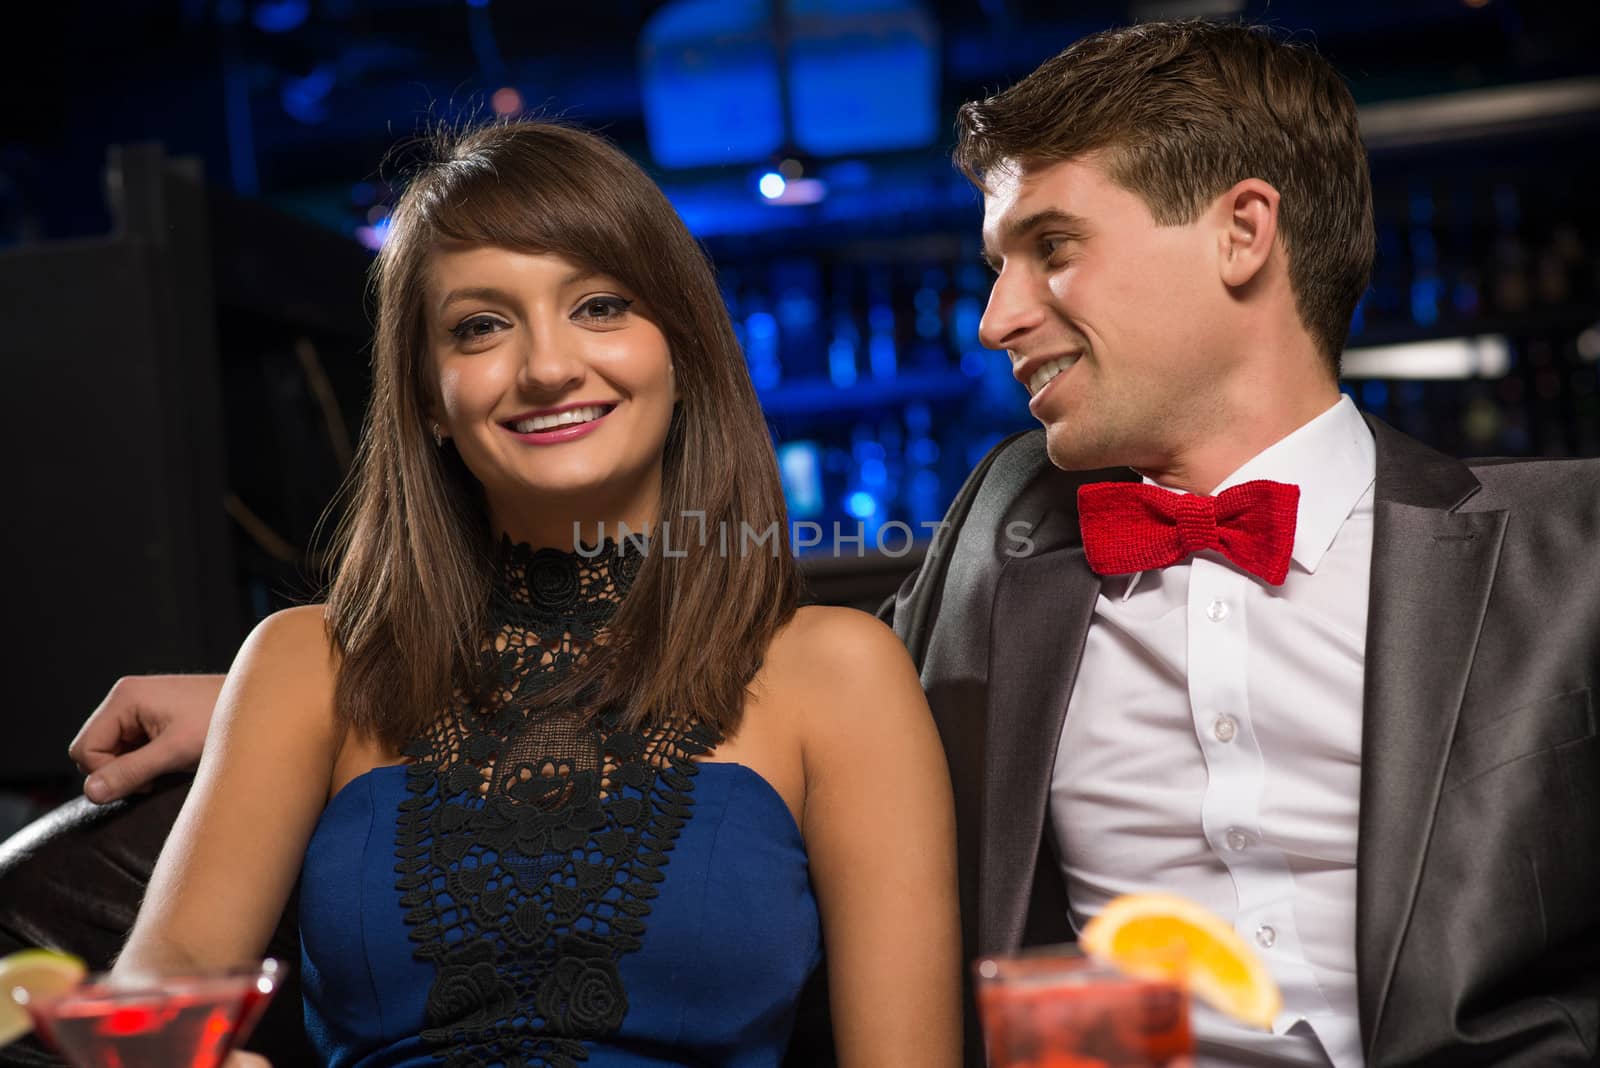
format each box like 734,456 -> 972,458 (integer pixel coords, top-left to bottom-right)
68,674 -> 226,802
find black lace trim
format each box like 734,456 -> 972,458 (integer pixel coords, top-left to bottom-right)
394,537 -> 721,1067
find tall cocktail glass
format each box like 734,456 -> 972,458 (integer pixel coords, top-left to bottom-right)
974,946 -> 1193,1068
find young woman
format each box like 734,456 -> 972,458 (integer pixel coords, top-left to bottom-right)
110,121 -> 961,1066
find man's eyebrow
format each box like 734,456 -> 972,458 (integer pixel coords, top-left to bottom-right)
981,208 -> 1092,269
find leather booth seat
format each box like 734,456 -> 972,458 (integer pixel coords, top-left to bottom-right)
0,777 -> 316,1067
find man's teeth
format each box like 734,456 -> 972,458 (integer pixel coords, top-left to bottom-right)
1028,355 -> 1079,396
511,405 -> 608,433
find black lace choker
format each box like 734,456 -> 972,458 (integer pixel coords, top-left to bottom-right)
490,535 -> 645,632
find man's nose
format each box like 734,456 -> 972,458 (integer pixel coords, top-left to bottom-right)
977,266 -> 1047,353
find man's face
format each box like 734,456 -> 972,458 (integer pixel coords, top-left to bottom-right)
979,155 -> 1230,473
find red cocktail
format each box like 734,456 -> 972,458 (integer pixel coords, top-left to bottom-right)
974,948 -> 1193,1068
12,959 -> 282,1068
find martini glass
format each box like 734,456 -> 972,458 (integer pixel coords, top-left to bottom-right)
10,958 -> 282,1068
974,946 -> 1193,1068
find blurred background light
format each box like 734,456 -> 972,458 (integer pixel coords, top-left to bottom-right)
279,65 -> 335,125
846,491 -> 878,519
252,0 -> 310,34
758,172 -> 787,199
491,87 -> 523,117
639,0 -> 785,168
787,0 -> 940,156
1342,336 -> 1513,380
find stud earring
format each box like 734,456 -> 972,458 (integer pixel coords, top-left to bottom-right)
431,423 -> 444,447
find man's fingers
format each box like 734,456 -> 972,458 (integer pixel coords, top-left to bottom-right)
70,674 -> 224,798
223,1053 -> 272,1068
74,748 -> 119,775
67,677 -> 149,769
83,737 -> 183,804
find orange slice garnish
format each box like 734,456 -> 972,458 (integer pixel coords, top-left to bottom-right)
1080,892 -> 1282,1030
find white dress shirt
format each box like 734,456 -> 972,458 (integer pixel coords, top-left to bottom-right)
1051,395 -> 1376,1067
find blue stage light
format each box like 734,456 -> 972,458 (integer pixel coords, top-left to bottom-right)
778,442 -> 824,518
788,0 -> 938,155
846,491 -> 878,519
758,172 -> 787,199
1410,276 -> 1442,327
909,437 -> 939,465
281,65 -> 335,124
828,337 -> 859,388
640,0 -> 784,168
253,0 -> 309,33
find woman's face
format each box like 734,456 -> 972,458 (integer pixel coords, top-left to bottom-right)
424,243 -> 677,546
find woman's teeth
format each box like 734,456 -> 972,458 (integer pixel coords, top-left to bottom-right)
1028,355 -> 1079,396
511,405 -> 608,433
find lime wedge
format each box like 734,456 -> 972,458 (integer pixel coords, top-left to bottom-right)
0,949 -> 87,1046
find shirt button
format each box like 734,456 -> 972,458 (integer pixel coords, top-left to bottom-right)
1212,716 -> 1238,743
1206,599 -> 1230,622
1255,924 -> 1277,949
1225,828 -> 1250,851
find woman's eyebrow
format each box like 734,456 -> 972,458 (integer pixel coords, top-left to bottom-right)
437,286 -> 520,313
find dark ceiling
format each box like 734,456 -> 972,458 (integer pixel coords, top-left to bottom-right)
4,0 -> 1597,242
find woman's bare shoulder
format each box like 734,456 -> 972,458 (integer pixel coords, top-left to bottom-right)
766,605 -> 909,670
223,604 -> 340,731
239,604 -> 338,668
761,605 -> 927,740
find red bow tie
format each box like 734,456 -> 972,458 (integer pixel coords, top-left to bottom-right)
1077,479 -> 1301,586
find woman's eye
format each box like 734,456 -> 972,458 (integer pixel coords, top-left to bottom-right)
449,316 -> 505,342
576,296 -> 633,322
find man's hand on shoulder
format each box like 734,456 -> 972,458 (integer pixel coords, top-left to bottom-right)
69,673 -> 228,803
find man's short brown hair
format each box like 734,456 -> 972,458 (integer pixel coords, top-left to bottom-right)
955,20 -> 1375,371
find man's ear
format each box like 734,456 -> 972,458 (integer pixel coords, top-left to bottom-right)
1217,178 -> 1280,290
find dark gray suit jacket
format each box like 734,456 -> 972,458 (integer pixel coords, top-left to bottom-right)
884,416 -> 1599,1066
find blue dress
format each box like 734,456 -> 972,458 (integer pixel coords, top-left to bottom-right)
295,541 -> 822,1067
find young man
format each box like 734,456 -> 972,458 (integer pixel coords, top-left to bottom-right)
886,18 -> 1599,1068
50,18 -> 1600,1068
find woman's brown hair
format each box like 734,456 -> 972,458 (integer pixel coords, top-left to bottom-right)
324,120 -> 800,749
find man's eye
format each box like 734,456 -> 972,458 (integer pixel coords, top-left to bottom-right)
1041,235 -> 1080,264
576,296 -> 634,322
449,316 -> 505,341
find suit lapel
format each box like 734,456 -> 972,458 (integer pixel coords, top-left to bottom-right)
1356,418 -> 1506,1055
978,468 -> 1131,952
